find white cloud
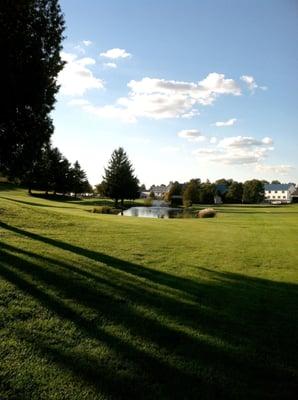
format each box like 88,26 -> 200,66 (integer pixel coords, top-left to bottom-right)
193,135 -> 274,165
255,164 -> 294,174
58,52 -> 104,96
210,137 -> 217,144
181,109 -> 200,118
77,73 -> 240,122
194,147 -> 271,165
82,40 -> 92,47
100,48 -> 131,59
214,118 -> 237,127
103,62 -> 117,69
218,136 -> 273,149
177,129 -> 205,142
241,75 -> 267,93
127,73 -> 241,107
199,73 -> 241,99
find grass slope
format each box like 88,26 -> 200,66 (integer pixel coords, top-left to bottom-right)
0,186 -> 298,399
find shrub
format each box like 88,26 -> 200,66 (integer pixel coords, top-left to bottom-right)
144,198 -> 153,207
197,208 -> 217,218
92,206 -> 114,214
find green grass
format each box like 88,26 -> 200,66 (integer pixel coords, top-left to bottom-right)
0,186 -> 297,399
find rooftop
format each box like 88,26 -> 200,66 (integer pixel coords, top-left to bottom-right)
264,183 -> 295,191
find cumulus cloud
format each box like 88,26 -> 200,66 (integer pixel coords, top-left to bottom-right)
218,136 -> 273,149
58,52 -> 104,96
214,118 -> 237,127
177,129 -> 205,142
193,135 -> 274,165
103,62 -> 117,69
241,75 -> 267,93
100,48 -> 131,59
255,164 -> 294,174
73,73 -> 240,122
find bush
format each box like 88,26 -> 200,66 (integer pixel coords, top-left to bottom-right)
92,206 -> 114,214
144,198 -> 153,207
197,208 -> 217,218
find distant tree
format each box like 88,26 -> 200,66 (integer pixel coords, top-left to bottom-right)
47,147 -> 71,195
0,0 -> 65,180
199,182 -> 215,204
102,147 -> 139,207
225,181 -> 243,203
242,180 -> 264,203
95,181 -> 107,197
149,191 -> 156,199
139,183 -> 147,192
183,179 -> 200,207
70,161 -> 91,197
215,178 -> 233,186
271,180 -> 281,184
165,181 -> 183,205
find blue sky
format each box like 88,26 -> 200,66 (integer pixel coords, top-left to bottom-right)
52,0 -> 298,187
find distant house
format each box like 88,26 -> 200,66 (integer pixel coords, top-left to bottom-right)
149,184 -> 171,198
139,191 -> 151,199
214,184 -> 228,204
264,183 -> 296,204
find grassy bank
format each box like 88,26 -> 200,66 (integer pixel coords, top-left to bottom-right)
0,186 -> 297,399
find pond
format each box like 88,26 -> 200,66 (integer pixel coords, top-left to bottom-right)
121,206 -> 182,218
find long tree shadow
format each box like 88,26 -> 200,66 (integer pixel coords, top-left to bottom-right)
0,196 -> 78,209
0,222 -> 298,399
0,221 -> 210,297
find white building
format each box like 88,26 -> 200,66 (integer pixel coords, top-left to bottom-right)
264,183 -> 296,204
149,184 -> 172,198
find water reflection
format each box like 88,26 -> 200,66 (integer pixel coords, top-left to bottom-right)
121,206 -> 182,218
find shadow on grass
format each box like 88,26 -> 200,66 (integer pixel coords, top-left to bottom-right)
0,221 -> 297,399
0,182 -> 19,191
0,196 -> 75,209
31,193 -> 142,209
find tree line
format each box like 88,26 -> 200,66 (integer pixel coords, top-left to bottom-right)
23,144 -> 92,197
165,178 -> 265,206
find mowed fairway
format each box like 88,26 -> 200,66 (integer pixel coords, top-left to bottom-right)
0,186 -> 297,400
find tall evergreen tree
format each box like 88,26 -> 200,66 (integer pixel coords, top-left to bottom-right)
102,148 -> 139,206
70,161 -> 91,197
0,0 -> 65,180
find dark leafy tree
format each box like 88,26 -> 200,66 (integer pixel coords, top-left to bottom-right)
215,178 -> 233,186
242,179 -> 264,203
199,182 -> 215,204
271,180 -> 281,184
149,191 -> 156,199
95,181 -> 107,197
165,181 -> 183,206
225,181 -> 243,203
183,179 -> 201,207
139,183 -> 146,192
0,0 -> 65,180
102,148 -> 139,207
